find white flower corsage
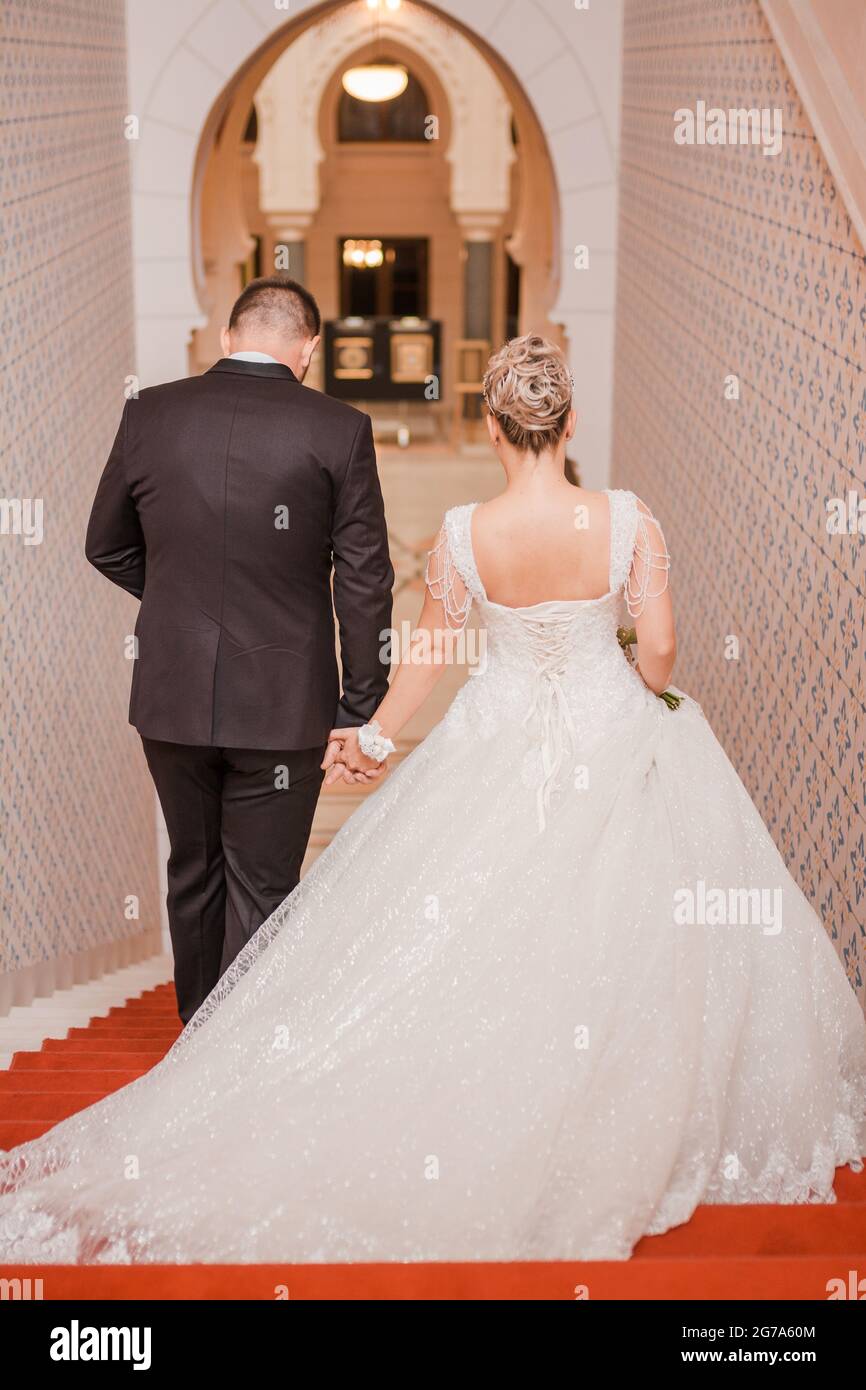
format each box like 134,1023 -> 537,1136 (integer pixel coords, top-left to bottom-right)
357,720 -> 396,764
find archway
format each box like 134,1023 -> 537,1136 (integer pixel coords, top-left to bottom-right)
129,0 -> 621,487
191,6 -> 538,445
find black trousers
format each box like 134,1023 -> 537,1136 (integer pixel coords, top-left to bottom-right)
142,739 -> 326,1024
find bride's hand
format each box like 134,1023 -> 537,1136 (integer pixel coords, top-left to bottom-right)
322,729 -> 386,786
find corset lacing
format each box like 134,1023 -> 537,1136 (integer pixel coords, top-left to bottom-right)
519,610 -> 579,832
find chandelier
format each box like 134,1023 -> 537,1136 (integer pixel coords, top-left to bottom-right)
342,239 -> 385,269
342,0 -> 407,104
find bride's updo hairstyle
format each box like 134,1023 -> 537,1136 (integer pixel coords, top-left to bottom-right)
483,334 -> 573,456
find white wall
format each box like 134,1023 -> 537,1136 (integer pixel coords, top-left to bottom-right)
0,0 -> 162,1012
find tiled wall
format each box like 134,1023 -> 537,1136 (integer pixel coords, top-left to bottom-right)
612,0 -> 866,1005
0,0 -> 160,1010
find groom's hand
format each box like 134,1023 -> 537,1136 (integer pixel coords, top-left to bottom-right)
322,729 -> 385,787
322,739 -> 351,786
322,740 -> 373,787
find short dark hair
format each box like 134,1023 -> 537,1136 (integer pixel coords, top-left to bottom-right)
228,276 -> 321,340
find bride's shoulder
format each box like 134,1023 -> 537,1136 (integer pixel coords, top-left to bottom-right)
604,485 -> 637,505
441,500 -> 480,525
427,503 -> 484,612
438,500 -> 481,545
606,488 -> 664,528
606,492 -> 668,586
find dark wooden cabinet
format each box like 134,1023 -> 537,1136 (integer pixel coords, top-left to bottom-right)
324,317 -> 442,402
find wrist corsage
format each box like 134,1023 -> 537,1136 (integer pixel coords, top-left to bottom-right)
357,720 -> 396,763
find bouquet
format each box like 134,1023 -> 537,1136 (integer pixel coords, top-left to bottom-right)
617,627 -> 682,710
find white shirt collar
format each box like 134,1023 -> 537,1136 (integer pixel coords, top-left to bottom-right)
228,351 -> 281,365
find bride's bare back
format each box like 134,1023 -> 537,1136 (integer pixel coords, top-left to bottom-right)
471,484 -> 613,608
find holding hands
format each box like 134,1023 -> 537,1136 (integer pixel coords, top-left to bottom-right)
322,721 -> 396,787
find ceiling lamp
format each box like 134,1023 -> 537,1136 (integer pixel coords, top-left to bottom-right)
346,0 -> 406,103
342,239 -> 385,269
342,63 -> 408,103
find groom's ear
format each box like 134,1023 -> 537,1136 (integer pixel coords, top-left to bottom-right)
220,326 -> 232,358
302,334 -> 321,370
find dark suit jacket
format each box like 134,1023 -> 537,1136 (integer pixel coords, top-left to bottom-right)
85,358 -> 394,749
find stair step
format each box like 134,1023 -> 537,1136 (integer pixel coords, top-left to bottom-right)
99,1022 -> 175,1033
636,1202 -> 866,1258
107,998 -> 175,1008
110,998 -> 169,1010
0,1070 -> 147,1093
67,1025 -> 181,1041
834,1166 -> 866,1201
109,1005 -> 176,1012
106,1007 -> 176,1020
0,1120 -> 54,1146
10,1051 -> 164,1071
0,1094 -> 105,1121
41,1037 -> 173,1055
0,1255 -> 860,1301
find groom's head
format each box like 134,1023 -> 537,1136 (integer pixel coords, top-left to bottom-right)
221,276 -> 322,381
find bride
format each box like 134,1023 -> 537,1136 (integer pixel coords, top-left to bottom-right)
1,335 -> 864,1263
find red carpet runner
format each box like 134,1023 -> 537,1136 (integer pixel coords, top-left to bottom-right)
1,983 -> 864,1300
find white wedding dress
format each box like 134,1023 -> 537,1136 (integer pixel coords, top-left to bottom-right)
1,490 -> 864,1263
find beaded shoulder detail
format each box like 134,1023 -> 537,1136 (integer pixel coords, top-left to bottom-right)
444,504 -> 485,598
607,489 -> 670,617
425,504 -> 483,630
606,489 -> 639,594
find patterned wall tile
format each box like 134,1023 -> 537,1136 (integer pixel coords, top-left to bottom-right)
0,1 -> 159,983
613,0 -> 866,1003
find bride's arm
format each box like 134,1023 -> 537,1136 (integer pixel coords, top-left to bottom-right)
324,574 -> 466,784
630,500 -> 676,694
371,587 -> 454,734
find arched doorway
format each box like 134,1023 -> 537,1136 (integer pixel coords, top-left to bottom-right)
189,1 -> 561,452
130,0 -> 621,487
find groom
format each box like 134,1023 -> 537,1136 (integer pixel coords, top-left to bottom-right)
86,276 -> 394,1022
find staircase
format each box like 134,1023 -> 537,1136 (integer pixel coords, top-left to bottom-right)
1,978 -> 864,1299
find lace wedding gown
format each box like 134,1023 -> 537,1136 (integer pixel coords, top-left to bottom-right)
1,490 -> 864,1263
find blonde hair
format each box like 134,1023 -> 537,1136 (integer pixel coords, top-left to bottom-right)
483,334 -> 573,455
